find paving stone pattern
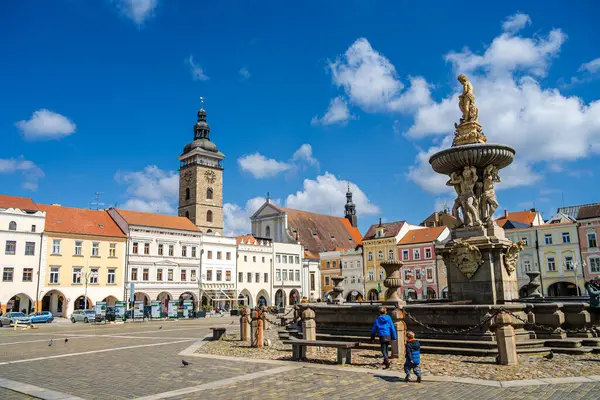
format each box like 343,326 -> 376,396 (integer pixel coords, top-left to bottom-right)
0,387 -> 37,400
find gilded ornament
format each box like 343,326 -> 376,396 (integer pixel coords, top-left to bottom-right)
504,240 -> 525,275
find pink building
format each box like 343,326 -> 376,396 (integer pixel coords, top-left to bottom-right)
577,205 -> 600,282
396,226 -> 450,300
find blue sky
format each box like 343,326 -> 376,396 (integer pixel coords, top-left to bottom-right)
2,1 -> 600,236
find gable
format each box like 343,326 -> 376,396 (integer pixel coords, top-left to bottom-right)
251,202 -> 283,219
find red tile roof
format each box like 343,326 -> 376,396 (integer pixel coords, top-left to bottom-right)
39,205 -> 125,238
114,209 -> 200,232
578,204 -> 600,220
363,221 -> 407,240
398,226 -> 447,245
495,210 -> 538,228
0,194 -> 39,211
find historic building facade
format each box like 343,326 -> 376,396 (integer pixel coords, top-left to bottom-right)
576,204 -> 600,283
340,247 -> 364,301
0,195 -> 46,314
235,235 -> 272,308
319,249 -> 342,300
178,105 -> 225,235
272,241 -> 303,307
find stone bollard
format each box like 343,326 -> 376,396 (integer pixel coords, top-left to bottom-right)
251,309 -> 263,348
390,307 -> 406,360
494,312 -> 518,366
240,306 -> 251,342
302,308 -> 316,356
261,306 -> 270,331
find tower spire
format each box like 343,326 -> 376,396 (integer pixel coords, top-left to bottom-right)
344,182 -> 358,228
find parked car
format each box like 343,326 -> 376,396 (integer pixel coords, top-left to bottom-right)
70,309 -> 96,323
0,312 -> 31,327
28,311 -> 54,323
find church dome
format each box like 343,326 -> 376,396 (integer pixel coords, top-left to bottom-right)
182,105 -> 219,154
184,138 -> 218,153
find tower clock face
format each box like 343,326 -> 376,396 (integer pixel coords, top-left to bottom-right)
183,171 -> 193,184
204,170 -> 216,183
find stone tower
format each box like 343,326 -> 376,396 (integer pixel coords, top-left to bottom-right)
344,184 -> 358,228
178,102 -> 225,235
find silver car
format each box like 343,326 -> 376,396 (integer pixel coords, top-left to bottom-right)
0,312 -> 32,327
70,309 -> 96,323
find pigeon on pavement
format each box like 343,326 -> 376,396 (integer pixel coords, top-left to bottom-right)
544,350 -> 554,360
159,326 -> 163,330
48,339 -> 53,346
182,359 -> 190,367
64,338 -> 69,343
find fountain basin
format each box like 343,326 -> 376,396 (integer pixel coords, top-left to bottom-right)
429,143 -> 515,175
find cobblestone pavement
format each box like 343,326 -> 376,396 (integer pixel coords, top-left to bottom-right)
1,318 -> 600,399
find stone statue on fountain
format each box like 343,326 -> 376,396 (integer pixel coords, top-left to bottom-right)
453,74 -> 487,147
446,166 -> 481,227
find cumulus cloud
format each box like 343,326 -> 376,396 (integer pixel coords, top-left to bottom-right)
238,144 -> 319,178
15,109 -> 76,140
223,196 -> 274,236
579,57 -> 600,74
116,0 -> 158,25
0,156 -> 45,191
115,165 -> 179,213
311,96 -> 353,126
239,67 -> 251,80
188,55 -> 209,81
502,12 -> 531,34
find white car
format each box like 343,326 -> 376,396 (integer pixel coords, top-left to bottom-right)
0,312 -> 31,327
70,309 -> 96,323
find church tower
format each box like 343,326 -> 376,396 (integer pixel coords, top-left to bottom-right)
178,100 -> 224,235
344,184 -> 358,228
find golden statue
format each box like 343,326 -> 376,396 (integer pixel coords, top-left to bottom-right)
453,74 -> 487,146
458,74 -> 478,123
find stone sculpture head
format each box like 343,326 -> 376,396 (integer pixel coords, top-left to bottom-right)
457,74 -> 467,84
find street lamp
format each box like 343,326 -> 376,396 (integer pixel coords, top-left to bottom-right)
564,260 -> 584,296
421,269 -> 427,300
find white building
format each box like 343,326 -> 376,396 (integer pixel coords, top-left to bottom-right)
272,241 -> 303,307
235,235 -> 272,307
302,256 -> 321,302
199,233 -> 237,309
0,195 -> 46,314
340,248 -> 364,301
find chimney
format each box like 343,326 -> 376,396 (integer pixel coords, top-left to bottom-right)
504,210 -> 509,218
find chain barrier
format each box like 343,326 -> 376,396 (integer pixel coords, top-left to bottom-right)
501,308 -> 596,335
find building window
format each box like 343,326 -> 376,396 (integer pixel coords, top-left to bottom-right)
157,269 -> 163,281
130,268 -> 138,281
217,251 -> 222,260
523,260 -> 532,272
216,270 -> 222,281
402,250 -> 409,261
206,270 -> 212,281
404,270 -> 411,280
247,272 -> 252,283
562,232 -> 571,244
226,270 -> 231,281
89,268 -> 99,284
25,242 -> 35,256
109,243 -> 116,257
332,260 -> 336,268
295,270 -> 300,281
168,269 -> 174,281
207,188 -> 213,200
31,225 -> 36,232
3,267 -> 14,281
276,269 -> 281,281
238,272 -> 243,282
23,268 -> 33,282
413,249 -> 421,260
344,262 -> 348,269
264,273 -> 269,283
310,273 -> 315,290
108,269 -> 116,284
388,249 -> 394,260
425,248 -> 432,259
8,221 -> 16,230
181,270 -> 186,281
521,237 -> 529,247
266,226 -> 271,238
255,273 -> 260,283
192,247 -> 197,257
227,252 -> 231,260
262,257 -> 265,263
158,244 -> 164,255
92,242 -> 100,257
185,187 -> 190,200
182,246 -> 187,257
325,276 -> 330,286
191,270 -> 197,280
49,267 -> 59,284
282,270 -> 288,281
5,240 -> 16,255
143,243 -> 150,255
207,210 -> 213,223
547,257 -> 556,272
185,211 -> 190,219
283,255 -> 288,263
565,256 -> 574,271
73,267 -> 82,284
377,250 -> 383,260
276,254 -> 281,263
168,245 -> 174,256
368,252 -> 373,261
415,269 -> 422,280
426,268 -> 433,280
588,233 -> 598,249
326,261 -> 330,268
74,241 -> 83,256
252,255 -> 256,262
207,251 -> 213,259
132,242 -> 138,254
544,234 -> 553,245
52,239 -> 61,255
243,255 -> 247,262
368,270 -> 374,281
379,270 -> 384,280
590,258 -> 600,273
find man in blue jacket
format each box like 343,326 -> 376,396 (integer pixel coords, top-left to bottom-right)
371,306 -> 397,369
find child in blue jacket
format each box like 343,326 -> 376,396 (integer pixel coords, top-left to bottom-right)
404,331 -> 422,382
370,307 -> 397,369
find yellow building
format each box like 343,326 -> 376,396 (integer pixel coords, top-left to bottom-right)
39,205 -> 126,317
319,250 -> 342,299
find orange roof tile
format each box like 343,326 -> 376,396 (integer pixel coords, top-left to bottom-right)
114,209 -> 200,232
0,194 -> 39,211
398,226 -> 447,245
340,218 -> 362,245
236,234 -> 260,245
39,205 -> 125,238
495,210 -> 538,228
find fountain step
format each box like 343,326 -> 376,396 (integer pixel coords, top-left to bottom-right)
550,346 -> 594,355
582,338 -> 600,346
544,339 -> 583,348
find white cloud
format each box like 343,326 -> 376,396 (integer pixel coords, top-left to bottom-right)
285,172 -> 379,216
578,57 -> 600,74
239,67 -> 251,80
188,55 -> 209,81
237,153 -> 292,179
117,0 -> 157,25
15,109 -> 76,140
311,96 -> 353,126
115,165 -> 179,213
223,196 -> 273,236
238,144 -> 319,179
502,12 -> 531,34
0,156 -> 44,191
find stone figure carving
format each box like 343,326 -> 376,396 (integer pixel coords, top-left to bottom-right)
447,166 -> 481,227
449,241 -> 483,279
458,74 -> 478,123
480,164 -> 500,223
447,171 -> 464,223
504,240 -> 525,275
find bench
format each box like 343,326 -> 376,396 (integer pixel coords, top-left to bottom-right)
210,327 -> 226,340
283,339 -> 360,365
